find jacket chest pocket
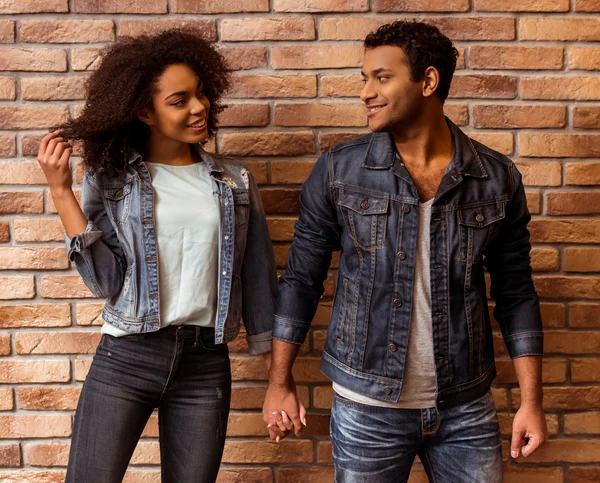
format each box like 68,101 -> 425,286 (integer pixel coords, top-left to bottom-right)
339,191 -> 389,251
104,182 -> 133,226
233,188 -> 249,229
458,200 -> 506,263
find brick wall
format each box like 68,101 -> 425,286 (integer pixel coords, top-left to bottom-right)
0,0 -> 599,482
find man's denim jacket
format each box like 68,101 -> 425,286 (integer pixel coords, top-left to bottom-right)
274,119 -> 543,409
66,144 -> 276,355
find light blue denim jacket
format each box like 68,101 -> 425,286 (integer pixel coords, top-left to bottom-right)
66,144 -> 276,354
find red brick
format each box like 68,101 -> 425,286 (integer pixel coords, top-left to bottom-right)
119,19 -> 216,40
0,472 -> 65,482
220,132 -> 315,156
0,21 -> 14,44
570,303 -> 600,327
569,47 -> 600,70
40,275 -> 95,299
0,360 -> 67,384
21,20 -> 114,43
13,218 -> 64,243
515,161 -> 561,187
0,106 -> 68,130
0,48 -> 67,72
534,276 -> 600,299
319,17 -> 400,40
473,105 -> 565,129
73,0 -> 166,13
449,75 -> 516,99
565,412 -> 600,435
0,247 -> 68,270
444,104 -> 469,125
0,389 -> 13,411
547,192 -> 600,215
220,46 -> 267,71
267,217 -> 296,242
275,103 -> 366,127
0,277 -> 35,300
15,332 -> 100,355
529,219 -> 600,243
278,468 -> 335,483
0,444 -> 20,468
0,336 -> 10,356
274,0 -> 368,11
521,133 -> 600,158
577,0 -> 600,10
217,104 -> 269,128
504,467 -> 563,483
272,45 -> 363,69
513,439 -> 600,463
566,162 -> 600,185
271,160 -> 314,184
21,76 -> 86,101
0,221 -> 8,242
526,191 -> 541,214
71,48 -> 102,71
321,75 -> 362,97
0,77 -> 15,100
23,442 -> 69,467
222,440 -> 312,463
513,387 -> 600,411
566,247 -> 600,272
530,247 -> 559,272
470,46 -> 563,70
260,188 -> 301,214
221,18 -> 314,41
0,415 -> 71,438
19,387 -> 81,411
476,0 -> 568,10
74,359 -> 92,381
521,18 -> 600,41
545,331 -> 600,354
427,17 -> 515,41
0,304 -> 70,328
374,0 -> 468,10
172,0 -> 268,12
319,132 -> 364,153
230,75 -> 316,98
317,441 -> 333,463
0,162 -> 46,185
522,77 -> 600,100
0,0 -> 68,13
469,132 -> 513,155
0,135 -> 16,158
572,358 -> 600,382
569,467 -> 600,483
573,107 -> 600,129
76,303 -> 105,326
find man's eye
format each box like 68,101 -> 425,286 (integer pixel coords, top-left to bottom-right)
378,76 -> 388,82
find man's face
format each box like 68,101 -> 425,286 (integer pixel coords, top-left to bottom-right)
360,46 -> 424,133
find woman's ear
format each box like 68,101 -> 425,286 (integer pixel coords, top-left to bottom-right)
137,109 -> 153,126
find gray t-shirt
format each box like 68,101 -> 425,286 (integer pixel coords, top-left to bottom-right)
333,199 -> 437,409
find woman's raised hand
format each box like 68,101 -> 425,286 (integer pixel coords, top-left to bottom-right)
37,131 -> 74,196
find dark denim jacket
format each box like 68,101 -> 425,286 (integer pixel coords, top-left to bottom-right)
274,119 -> 543,409
66,145 -> 276,354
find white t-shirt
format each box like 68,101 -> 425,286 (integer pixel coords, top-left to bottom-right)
102,161 -> 220,337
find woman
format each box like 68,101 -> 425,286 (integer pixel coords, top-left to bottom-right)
37,29 -> 278,483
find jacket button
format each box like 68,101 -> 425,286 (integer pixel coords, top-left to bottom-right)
360,200 -> 369,209
397,251 -> 406,260
383,387 -> 392,395
388,343 -> 397,352
393,298 -> 402,307
402,204 -> 410,213
475,213 -> 484,223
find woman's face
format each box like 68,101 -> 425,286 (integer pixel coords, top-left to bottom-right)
143,63 -> 211,144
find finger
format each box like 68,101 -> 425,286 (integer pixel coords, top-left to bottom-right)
521,435 -> 542,458
38,131 -> 59,159
58,145 -> 73,165
510,430 -> 525,458
299,400 -> 308,427
287,409 -> 303,437
44,137 -> 66,162
269,412 -> 289,436
281,410 -> 295,433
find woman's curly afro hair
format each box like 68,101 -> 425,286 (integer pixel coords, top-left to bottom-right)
56,28 -> 230,173
364,21 -> 458,103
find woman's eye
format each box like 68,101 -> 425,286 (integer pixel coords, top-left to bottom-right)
172,100 -> 184,106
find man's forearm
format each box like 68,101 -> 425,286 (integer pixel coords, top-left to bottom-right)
268,339 -> 302,387
513,355 -> 543,407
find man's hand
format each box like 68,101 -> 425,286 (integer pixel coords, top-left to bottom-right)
511,404 -> 547,458
263,379 -> 307,442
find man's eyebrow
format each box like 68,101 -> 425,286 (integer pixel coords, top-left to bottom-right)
361,68 -> 392,76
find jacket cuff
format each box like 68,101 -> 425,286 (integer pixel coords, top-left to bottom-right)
246,331 -> 272,355
65,222 -> 103,261
504,331 -> 544,359
272,315 -> 308,345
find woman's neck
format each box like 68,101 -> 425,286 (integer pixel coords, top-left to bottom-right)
144,133 -> 195,166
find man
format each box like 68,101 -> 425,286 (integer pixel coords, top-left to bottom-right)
263,21 -> 547,482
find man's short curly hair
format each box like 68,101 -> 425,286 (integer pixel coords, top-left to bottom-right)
56,28 -> 230,173
364,21 -> 458,103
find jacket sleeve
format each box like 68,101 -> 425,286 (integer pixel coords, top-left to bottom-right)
273,151 -> 342,345
65,171 -> 127,299
241,169 -> 278,355
484,164 -> 544,358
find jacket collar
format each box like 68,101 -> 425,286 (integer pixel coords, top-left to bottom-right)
362,117 -> 488,179
127,142 -> 224,174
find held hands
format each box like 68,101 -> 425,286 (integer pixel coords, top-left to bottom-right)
37,131 -> 74,197
511,403 -> 548,458
263,377 -> 307,442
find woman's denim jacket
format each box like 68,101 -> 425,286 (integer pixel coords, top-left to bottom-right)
274,119 -> 544,409
66,145 -> 276,355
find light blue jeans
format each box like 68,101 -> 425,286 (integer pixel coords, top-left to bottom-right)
330,390 -> 503,483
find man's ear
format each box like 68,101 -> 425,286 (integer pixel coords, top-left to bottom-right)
422,66 -> 440,98
137,108 -> 153,126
